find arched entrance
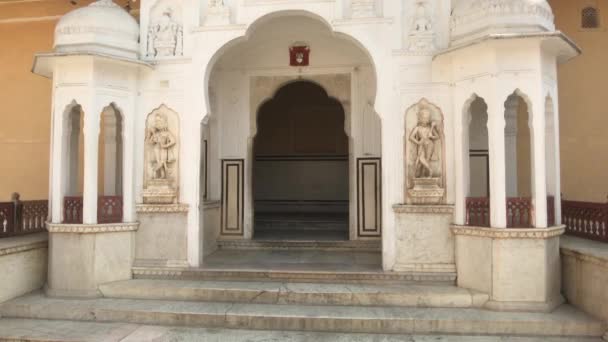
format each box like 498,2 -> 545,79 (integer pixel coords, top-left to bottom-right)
201,13 -> 381,250
253,81 -> 349,241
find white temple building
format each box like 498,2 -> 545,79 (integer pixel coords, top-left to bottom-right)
30,0 -> 584,315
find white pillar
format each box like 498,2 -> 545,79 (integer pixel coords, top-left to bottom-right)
551,95 -> 562,225
531,98 -> 548,228
82,108 -> 100,225
504,96 -> 519,198
50,104 -> 67,223
103,111 -> 118,196
122,111 -> 136,223
487,100 -> 507,228
453,92 -> 469,226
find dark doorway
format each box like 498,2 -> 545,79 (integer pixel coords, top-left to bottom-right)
253,81 -> 349,241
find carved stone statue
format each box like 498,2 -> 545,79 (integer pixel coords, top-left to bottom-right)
409,107 -> 440,178
408,0 -> 436,52
142,105 -> 180,204
351,0 -> 375,18
413,0 -> 433,33
405,99 -> 445,204
206,0 -> 230,26
148,8 -> 183,57
146,113 -> 176,180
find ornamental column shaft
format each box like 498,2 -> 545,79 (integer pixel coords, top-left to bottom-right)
82,107 -> 100,225
453,91 -> 469,226
487,100 -> 507,228
531,98 -> 548,228
122,110 -> 135,223
50,100 -> 66,223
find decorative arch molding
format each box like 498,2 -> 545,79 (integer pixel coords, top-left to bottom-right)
202,9 -> 380,120
249,74 -> 352,139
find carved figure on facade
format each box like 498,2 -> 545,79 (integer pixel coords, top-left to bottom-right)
351,0 -> 375,18
142,105 -> 180,204
147,7 -> 183,57
408,0 -> 436,52
409,107 -> 440,178
206,0 -> 230,26
146,113 -> 176,180
405,99 -> 445,204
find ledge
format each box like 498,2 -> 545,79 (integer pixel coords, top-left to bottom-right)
561,235 -> 608,269
451,225 -> 565,239
136,203 -> 189,214
46,222 -> 139,234
393,204 -> 454,214
0,232 -> 48,257
203,200 -> 220,209
434,31 -> 581,64
32,51 -> 153,78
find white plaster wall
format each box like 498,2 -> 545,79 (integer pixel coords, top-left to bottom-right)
435,38 -> 556,228
50,56 -> 139,224
0,234 -> 48,304
61,0 -> 563,270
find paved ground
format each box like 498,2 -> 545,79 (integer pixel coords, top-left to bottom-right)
0,319 -> 603,342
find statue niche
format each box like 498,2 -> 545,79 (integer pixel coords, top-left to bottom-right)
142,105 -> 179,204
405,99 -> 445,204
147,3 -> 183,58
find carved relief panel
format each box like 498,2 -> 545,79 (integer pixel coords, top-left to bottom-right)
404,99 -> 445,204
407,0 -> 436,53
205,0 -> 230,26
142,105 -> 180,204
147,0 -> 184,58
351,0 -> 376,18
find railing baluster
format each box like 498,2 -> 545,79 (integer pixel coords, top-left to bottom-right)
562,199 -> 608,243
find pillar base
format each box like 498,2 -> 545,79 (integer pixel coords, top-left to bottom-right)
451,225 -> 565,312
46,222 -> 139,298
393,205 -> 455,275
134,204 -> 189,267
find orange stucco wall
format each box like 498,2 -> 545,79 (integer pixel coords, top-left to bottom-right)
0,1 -> 605,202
0,20 -> 55,201
550,0 -> 608,202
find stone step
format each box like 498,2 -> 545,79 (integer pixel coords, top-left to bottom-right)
255,221 -> 349,231
1,318 -> 603,342
132,266 -> 457,284
1,293 -> 604,337
217,238 -> 381,252
99,279 -> 488,308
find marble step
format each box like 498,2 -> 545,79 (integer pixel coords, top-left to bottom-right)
0,318 -> 604,342
132,266 -> 457,284
99,279 -> 488,308
254,221 -> 349,231
1,293 -> 604,337
217,238 -> 381,251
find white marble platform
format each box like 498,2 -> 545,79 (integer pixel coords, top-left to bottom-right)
0,318 -> 603,342
0,292 -> 603,337
99,279 -> 489,308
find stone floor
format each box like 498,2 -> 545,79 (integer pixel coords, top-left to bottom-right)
202,249 -> 382,272
0,319 -> 603,342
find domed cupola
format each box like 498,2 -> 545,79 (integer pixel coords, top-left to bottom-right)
451,0 -> 555,45
54,0 -> 140,59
